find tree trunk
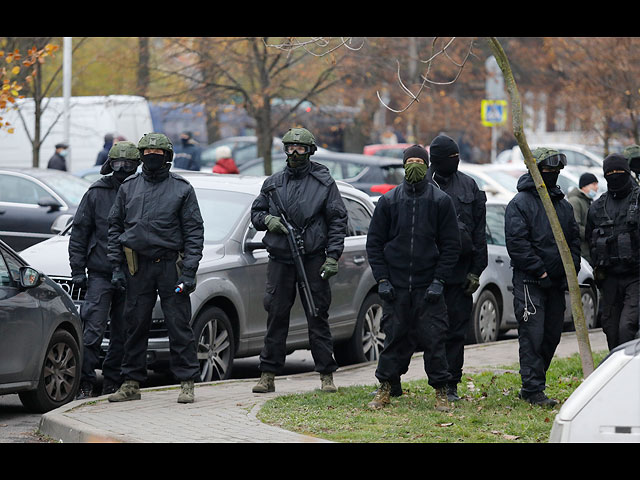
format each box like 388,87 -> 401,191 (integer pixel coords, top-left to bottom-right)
255,104 -> 273,176
137,37 -> 150,98
487,37 -> 595,378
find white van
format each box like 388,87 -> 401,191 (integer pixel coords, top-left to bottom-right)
0,95 -> 154,172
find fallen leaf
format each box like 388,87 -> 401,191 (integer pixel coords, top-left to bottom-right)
503,434 -> 520,440
437,423 -> 454,427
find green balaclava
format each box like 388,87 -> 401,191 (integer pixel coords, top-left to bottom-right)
403,144 -> 429,183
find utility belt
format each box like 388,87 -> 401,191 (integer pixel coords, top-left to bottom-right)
123,247 -> 183,276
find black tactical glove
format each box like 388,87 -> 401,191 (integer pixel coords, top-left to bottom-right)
72,273 -> 88,290
111,268 -> 127,292
378,279 -> 395,302
463,273 -> 480,296
175,274 -> 197,294
425,279 -> 445,303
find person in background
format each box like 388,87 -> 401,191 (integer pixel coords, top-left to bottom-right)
95,134 -> 115,166
622,144 -> 640,184
47,143 -> 69,171
567,172 -> 599,266
173,131 -> 202,171
212,146 -> 239,174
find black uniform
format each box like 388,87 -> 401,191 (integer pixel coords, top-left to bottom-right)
107,166 -> 204,383
366,177 -> 461,389
69,176 -> 127,392
250,161 -> 348,374
586,169 -> 640,350
505,173 -> 581,397
425,167 -> 487,386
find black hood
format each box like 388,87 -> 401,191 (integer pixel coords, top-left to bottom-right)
516,172 -> 564,200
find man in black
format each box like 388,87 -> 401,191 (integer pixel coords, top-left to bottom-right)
250,127 -> 348,394
505,147 -> 581,407
426,135 -> 488,402
70,141 -> 140,399
366,144 -> 461,411
107,133 -> 204,404
586,154 -> 640,350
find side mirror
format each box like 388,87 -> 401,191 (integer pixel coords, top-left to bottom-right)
51,214 -> 74,234
245,239 -> 266,251
244,226 -> 266,252
38,196 -> 62,212
19,266 -> 42,288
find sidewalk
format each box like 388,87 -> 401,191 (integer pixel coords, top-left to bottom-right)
38,329 -> 609,443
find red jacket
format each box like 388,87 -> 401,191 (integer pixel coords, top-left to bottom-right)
212,157 -> 239,174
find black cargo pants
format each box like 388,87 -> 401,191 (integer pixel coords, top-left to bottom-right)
599,272 -> 640,350
443,283 -> 474,386
375,287 -> 451,389
80,273 -> 127,388
513,269 -> 566,396
259,254 -> 338,375
120,253 -> 200,383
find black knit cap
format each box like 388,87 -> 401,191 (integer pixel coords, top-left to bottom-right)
402,144 -> 429,165
429,134 -> 459,161
579,172 -> 598,188
603,154 -> 630,175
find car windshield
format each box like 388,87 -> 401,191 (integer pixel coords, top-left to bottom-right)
194,188 -> 255,243
40,174 -> 91,205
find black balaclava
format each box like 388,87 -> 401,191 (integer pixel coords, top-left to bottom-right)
603,154 -> 632,197
540,170 -> 560,188
429,135 -> 460,178
142,152 -> 168,172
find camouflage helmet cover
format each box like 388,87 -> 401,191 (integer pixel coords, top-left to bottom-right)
282,127 -> 317,154
622,144 -> 640,161
137,132 -> 174,155
532,147 -> 566,169
100,141 -> 141,175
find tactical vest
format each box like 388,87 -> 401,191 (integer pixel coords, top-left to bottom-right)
590,187 -> 640,268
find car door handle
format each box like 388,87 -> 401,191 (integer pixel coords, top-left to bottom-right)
495,257 -> 504,264
353,256 -> 366,265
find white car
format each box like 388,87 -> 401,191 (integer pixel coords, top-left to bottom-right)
550,338 -> 640,442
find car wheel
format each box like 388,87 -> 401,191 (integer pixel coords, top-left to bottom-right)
335,293 -> 385,365
469,289 -> 500,344
192,306 -> 235,382
19,329 -> 81,413
582,286 -> 598,329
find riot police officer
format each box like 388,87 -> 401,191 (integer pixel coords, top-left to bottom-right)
505,147 -> 581,407
426,135 -> 488,402
70,141 -> 140,399
107,133 -> 204,404
586,154 -> 640,350
366,144 -> 461,411
250,127 -> 348,394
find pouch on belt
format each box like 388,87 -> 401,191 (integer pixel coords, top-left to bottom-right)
124,246 -> 138,275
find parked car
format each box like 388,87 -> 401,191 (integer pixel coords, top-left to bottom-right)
0,239 -> 83,412
468,199 -> 598,344
239,152 -> 405,197
200,136 -> 331,172
20,173 -> 384,382
0,168 -> 91,251
363,143 -> 416,159
550,338 -> 640,443
73,165 -> 103,183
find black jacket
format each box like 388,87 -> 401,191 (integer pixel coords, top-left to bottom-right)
107,168 -> 204,276
425,168 -> 488,284
250,161 -> 348,262
47,153 -> 66,171
69,176 -> 121,277
505,173 -> 581,281
366,178 -> 461,289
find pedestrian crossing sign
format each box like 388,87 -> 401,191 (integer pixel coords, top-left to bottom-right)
481,99 -> 508,126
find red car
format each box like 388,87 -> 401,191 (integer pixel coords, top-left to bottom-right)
363,143 -> 427,159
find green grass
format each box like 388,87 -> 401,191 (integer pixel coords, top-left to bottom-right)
256,351 -> 608,443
